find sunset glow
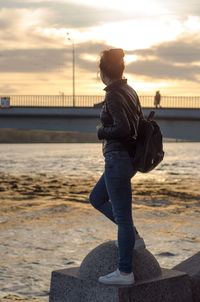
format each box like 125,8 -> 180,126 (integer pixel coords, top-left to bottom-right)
0,0 -> 200,95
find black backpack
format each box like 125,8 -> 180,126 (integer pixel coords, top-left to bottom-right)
132,111 -> 164,173
119,90 -> 164,173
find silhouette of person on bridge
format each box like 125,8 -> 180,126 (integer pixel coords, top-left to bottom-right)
154,91 -> 161,108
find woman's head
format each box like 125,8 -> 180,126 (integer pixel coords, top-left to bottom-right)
99,48 -> 125,84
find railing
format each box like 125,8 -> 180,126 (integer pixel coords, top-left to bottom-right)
1,95 -> 200,108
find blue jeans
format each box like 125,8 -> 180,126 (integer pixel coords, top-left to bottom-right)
89,150 -> 137,273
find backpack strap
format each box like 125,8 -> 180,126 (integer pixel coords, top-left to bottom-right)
117,88 -> 143,119
116,88 -> 143,138
118,88 -> 155,122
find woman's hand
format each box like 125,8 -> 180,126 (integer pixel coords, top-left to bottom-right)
96,124 -> 103,132
96,124 -> 104,140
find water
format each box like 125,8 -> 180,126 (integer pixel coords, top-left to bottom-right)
0,142 -> 200,179
0,142 -> 200,300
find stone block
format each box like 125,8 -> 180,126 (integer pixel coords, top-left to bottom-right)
49,241 -> 194,302
173,252 -> 200,302
49,267 -> 192,302
79,241 -> 162,281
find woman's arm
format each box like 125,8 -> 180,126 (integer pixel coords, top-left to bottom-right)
97,92 -> 131,140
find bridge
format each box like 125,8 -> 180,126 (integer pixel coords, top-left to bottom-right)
0,95 -> 200,141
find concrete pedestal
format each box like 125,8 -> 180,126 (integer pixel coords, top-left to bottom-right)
49,241 -> 194,302
173,252 -> 200,302
50,267 -> 192,302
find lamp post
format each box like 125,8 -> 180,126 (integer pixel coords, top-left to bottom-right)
66,32 -> 75,107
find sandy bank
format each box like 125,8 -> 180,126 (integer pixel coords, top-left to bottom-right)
0,129 -> 99,143
0,128 -> 185,143
0,296 -> 42,302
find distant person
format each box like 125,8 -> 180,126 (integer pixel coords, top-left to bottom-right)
154,91 -> 161,108
89,48 -> 145,286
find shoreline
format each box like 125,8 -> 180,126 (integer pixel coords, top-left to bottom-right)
0,129 -> 197,143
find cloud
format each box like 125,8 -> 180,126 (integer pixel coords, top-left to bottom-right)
1,36 -> 200,84
0,48 -> 70,72
129,33 -> 200,63
126,33 -> 200,81
160,0 -> 200,17
0,0 -> 139,29
0,84 -> 18,94
0,41 -> 109,73
126,59 -> 200,81
0,2 -> 143,56
75,40 -> 110,55
1,1 -> 200,86
0,8 -> 54,51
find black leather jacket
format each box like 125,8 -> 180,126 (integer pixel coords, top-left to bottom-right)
97,79 -> 144,155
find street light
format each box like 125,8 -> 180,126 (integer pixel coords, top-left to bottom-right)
66,32 -> 75,107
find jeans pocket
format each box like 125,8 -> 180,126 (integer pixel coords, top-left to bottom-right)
105,153 -> 113,169
105,151 -> 136,178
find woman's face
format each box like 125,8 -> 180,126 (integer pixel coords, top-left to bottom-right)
100,70 -> 111,86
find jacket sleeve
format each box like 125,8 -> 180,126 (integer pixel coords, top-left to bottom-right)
97,92 -> 131,140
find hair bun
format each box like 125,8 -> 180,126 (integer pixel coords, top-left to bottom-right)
99,48 -> 125,79
110,48 -> 124,58
105,48 -> 124,61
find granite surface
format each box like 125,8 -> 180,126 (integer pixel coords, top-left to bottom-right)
173,252 -> 200,302
79,240 -> 162,281
49,241 -> 195,302
49,267 -> 193,302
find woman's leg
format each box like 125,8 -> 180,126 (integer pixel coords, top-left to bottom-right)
104,151 -> 136,273
89,169 -> 139,235
89,173 -> 115,223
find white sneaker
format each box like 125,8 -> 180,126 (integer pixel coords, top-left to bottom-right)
98,269 -> 135,285
115,238 -> 145,249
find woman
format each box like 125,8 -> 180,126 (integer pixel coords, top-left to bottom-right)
89,48 -> 145,285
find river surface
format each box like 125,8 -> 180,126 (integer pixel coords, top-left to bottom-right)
0,142 -> 200,179
0,143 -> 199,301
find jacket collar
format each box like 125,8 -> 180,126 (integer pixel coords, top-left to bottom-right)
104,78 -> 127,92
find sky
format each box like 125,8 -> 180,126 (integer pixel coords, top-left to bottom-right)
0,0 -> 200,96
